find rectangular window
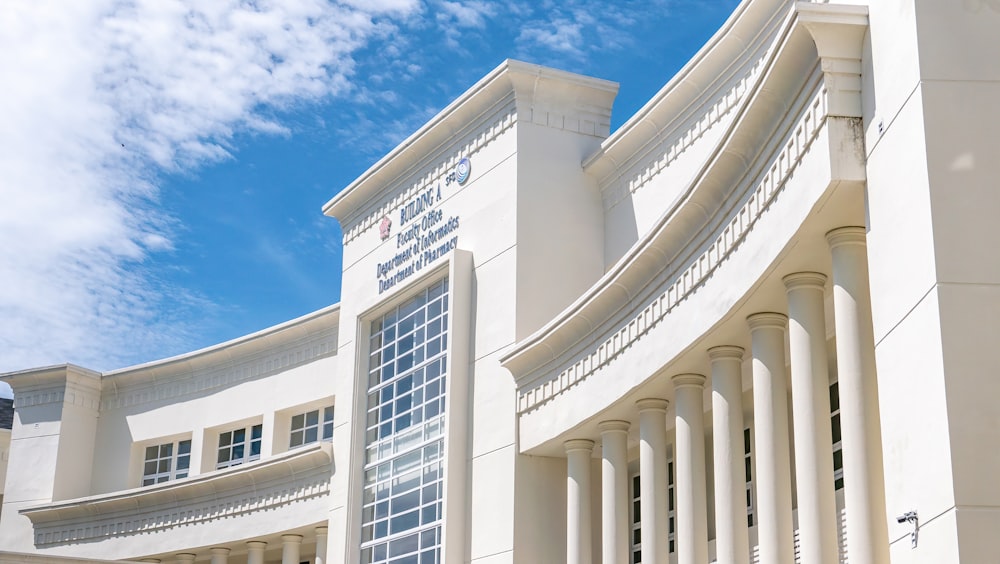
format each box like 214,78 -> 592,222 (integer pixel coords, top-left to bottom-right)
217,424 -> 263,469
631,474 -> 641,563
629,452 -> 677,560
668,456 -> 675,554
361,278 -> 449,564
830,382 -> 843,490
142,440 -> 191,486
290,406 -> 334,448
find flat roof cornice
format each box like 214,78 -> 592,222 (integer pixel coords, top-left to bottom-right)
0,305 -> 340,393
323,59 -> 618,227
583,0 -> 783,181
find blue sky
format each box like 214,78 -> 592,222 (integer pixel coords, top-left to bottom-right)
0,0 -> 739,395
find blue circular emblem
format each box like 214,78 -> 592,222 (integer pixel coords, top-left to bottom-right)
455,157 -> 471,185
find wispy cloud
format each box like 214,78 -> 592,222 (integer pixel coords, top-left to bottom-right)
0,0 -> 418,372
0,0 -> 725,383
512,0 -> 672,62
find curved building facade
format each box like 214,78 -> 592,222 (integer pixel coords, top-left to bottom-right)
3,0 -> 1000,563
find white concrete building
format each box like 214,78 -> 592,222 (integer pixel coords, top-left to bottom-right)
2,0 -> 999,562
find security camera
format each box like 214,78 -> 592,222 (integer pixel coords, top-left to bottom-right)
896,515 -> 908,524
897,510 -> 918,524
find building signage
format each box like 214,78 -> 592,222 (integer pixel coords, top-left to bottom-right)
375,157 -> 470,294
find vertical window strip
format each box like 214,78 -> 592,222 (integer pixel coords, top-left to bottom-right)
830,382 -> 843,490
630,474 -> 642,563
668,455 -> 676,554
362,278 -> 449,564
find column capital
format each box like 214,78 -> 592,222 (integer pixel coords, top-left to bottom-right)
708,345 -> 744,361
282,534 -> 304,543
315,525 -> 329,535
825,226 -> 867,249
210,548 -> 231,555
598,420 -> 630,433
246,541 -> 268,549
174,555 -> 196,564
747,312 -> 787,331
564,438 -> 595,454
672,373 -> 706,389
782,272 -> 827,291
635,397 -> 669,412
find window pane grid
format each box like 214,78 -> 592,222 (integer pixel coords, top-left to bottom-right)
142,440 -> 191,486
217,424 -> 263,469
830,382 -> 844,490
291,406 -> 335,448
362,278 -> 449,564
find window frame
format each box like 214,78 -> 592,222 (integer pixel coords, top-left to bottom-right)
216,423 -> 263,470
830,381 -> 844,490
141,439 -> 192,486
290,405 -> 335,449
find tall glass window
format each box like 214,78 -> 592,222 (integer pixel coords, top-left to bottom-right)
830,382 -> 844,490
362,278 -> 449,564
629,451 -> 677,562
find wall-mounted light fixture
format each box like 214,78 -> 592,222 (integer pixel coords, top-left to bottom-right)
896,510 -> 919,548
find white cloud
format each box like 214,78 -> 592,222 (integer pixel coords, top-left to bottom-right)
437,1 -> 495,29
0,0 -> 418,374
518,18 -> 586,58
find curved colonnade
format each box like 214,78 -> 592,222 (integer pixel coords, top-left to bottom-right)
504,3 -> 886,564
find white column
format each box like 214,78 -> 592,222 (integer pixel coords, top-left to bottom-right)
566,439 -> 595,564
599,420 -> 630,564
673,374 -> 709,564
709,345 -> 751,564
315,525 -> 329,564
174,555 -> 195,564
747,312 -> 795,564
281,534 -> 303,564
636,398 -> 670,564
210,547 -> 230,564
784,272 -> 840,564
246,541 -> 267,564
827,227 -> 890,564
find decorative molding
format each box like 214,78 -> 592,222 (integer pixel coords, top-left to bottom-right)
520,106 -> 610,138
516,82 -> 831,414
100,333 -> 337,411
671,373 -> 707,389
600,56 -> 765,213
340,102 -> 518,245
15,381 -> 101,411
23,444 -> 332,547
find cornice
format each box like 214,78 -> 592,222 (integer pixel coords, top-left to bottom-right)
507,69 -> 830,413
0,365 -> 102,410
99,305 -> 339,407
323,59 -> 618,235
21,443 -> 333,546
583,0 -> 787,182
502,2 -> 868,415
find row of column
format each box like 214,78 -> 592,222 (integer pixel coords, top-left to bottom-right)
141,526 -> 328,564
564,227 -> 890,564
